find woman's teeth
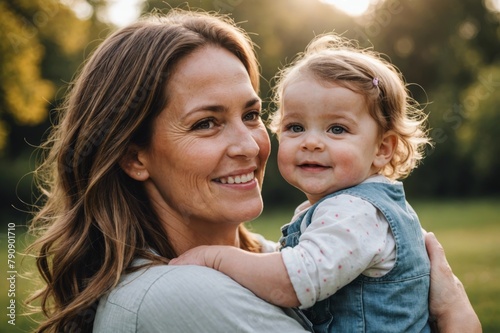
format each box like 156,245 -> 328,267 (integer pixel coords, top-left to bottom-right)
218,172 -> 254,184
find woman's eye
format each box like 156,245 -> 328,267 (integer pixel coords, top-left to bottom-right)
192,118 -> 216,130
243,111 -> 261,122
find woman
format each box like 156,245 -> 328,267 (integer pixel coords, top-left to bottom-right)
27,9 -> 480,333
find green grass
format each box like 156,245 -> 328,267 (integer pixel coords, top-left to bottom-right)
1,198 -> 499,332
247,198 -> 500,333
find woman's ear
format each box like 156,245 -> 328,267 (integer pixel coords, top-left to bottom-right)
119,144 -> 149,181
373,131 -> 398,169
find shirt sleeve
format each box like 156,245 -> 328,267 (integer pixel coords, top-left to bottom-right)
138,266 -> 311,332
253,232 -> 280,253
281,194 -> 395,309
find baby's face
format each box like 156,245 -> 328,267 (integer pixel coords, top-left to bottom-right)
277,76 -> 387,204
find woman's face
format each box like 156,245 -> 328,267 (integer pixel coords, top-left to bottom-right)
137,46 -> 270,241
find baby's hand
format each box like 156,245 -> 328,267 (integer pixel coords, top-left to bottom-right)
169,245 -> 224,269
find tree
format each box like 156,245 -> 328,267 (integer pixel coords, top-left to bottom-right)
0,0 -> 108,227
357,0 -> 500,197
458,64 -> 500,193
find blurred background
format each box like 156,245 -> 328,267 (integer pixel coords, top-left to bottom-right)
0,0 -> 498,331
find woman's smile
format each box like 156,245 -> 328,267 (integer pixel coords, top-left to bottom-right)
214,171 -> 255,184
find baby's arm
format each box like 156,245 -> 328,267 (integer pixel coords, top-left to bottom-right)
170,245 -> 300,307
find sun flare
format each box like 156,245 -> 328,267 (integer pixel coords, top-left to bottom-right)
320,0 -> 372,16
106,0 -> 143,26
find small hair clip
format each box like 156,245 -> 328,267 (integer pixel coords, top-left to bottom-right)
372,77 -> 379,87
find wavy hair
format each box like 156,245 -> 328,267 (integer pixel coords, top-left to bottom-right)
27,10 -> 261,333
270,34 -> 431,180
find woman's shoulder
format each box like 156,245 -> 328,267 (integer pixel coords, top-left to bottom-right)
94,264 -> 310,332
98,264 -> 227,311
94,265 -> 224,332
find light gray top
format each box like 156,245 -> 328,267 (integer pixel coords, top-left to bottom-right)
93,263 -> 310,332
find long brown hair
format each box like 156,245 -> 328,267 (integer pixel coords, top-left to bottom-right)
27,10 -> 262,332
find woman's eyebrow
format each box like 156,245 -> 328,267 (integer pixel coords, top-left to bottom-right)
189,97 -> 261,114
245,97 -> 261,108
181,97 -> 262,121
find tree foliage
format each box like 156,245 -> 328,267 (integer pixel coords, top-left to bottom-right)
0,0 -> 105,223
0,1 -> 94,150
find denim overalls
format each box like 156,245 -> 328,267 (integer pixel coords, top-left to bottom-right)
280,182 -> 431,333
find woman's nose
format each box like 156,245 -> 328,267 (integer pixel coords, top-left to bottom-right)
227,123 -> 260,158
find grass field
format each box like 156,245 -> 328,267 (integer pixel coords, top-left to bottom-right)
1,198 -> 499,332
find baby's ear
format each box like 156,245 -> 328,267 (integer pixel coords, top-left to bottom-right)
119,144 -> 149,181
373,131 -> 398,169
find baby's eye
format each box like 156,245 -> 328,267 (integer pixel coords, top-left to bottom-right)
329,125 -> 346,135
285,124 -> 304,133
192,118 -> 216,130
